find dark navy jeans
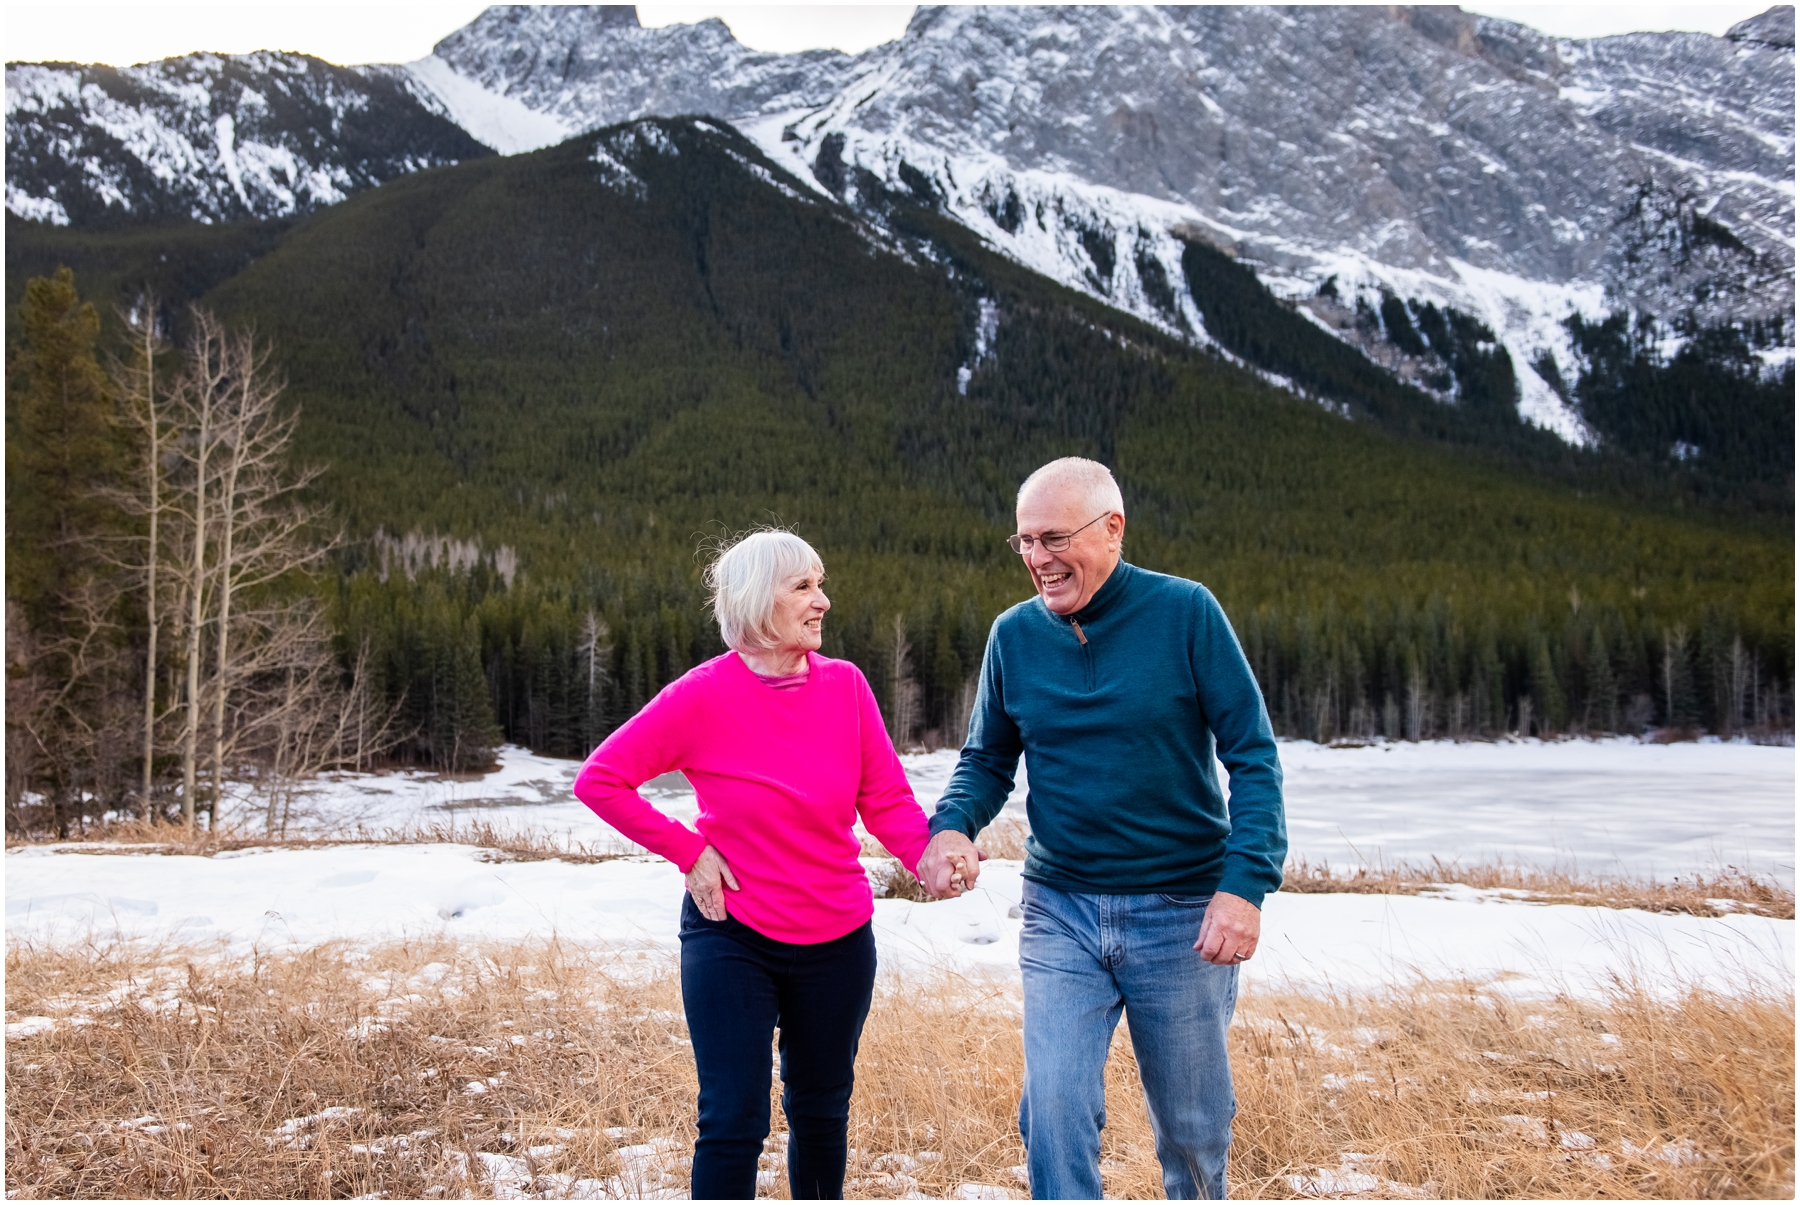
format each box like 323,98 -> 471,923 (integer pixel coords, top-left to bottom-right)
678,893 -> 876,1199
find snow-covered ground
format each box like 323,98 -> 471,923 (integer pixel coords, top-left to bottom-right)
7,739 -> 1793,1000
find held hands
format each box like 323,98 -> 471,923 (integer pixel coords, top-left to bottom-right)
1194,891 -> 1261,966
918,830 -> 989,899
685,844 -> 740,921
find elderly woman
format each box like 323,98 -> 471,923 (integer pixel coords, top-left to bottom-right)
574,529 -> 930,1200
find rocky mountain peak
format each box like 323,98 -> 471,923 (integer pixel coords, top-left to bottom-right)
1727,5 -> 1794,48
427,3 -> 863,134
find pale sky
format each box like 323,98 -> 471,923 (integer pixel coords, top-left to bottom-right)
2,3 -> 1780,68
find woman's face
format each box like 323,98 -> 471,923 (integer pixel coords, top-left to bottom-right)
769,568 -> 830,654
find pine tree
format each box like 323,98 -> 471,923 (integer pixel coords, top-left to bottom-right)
4,268 -> 131,831
434,615 -> 501,771
1530,635 -> 1567,735
1585,622 -> 1619,733
6,268 -> 122,622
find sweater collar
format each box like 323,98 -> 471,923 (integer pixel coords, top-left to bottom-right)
1052,558 -> 1134,625
732,648 -> 817,688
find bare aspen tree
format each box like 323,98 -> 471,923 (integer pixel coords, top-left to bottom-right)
948,674 -> 978,750
206,332 -> 254,818
164,312 -> 330,828
3,586 -> 127,835
352,636 -> 373,773
111,293 -> 171,813
1661,624 -> 1691,730
254,610 -> 405,836
578,611 -> 610,698
888,615 -> 920,749
572,610 -> 612,753
194,320 -> 329,823
1727,636 -> 1750,736
169,311 -> 231,828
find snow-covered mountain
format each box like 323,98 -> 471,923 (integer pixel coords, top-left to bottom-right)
4,52 -> 489,225
7,5 -> 1792,442
402,4 -> 1795,442
420,4 -> 864,151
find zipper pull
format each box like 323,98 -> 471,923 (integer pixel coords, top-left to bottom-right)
1070,619 -> 1088,645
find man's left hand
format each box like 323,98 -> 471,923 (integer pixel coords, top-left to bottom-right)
1194,891 -> 1260,966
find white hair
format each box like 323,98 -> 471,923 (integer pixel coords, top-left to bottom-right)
1017,457 -> 1125,517
705,529 -> 825,653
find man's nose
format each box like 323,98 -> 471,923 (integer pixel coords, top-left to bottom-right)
1028,541 -> 1056,568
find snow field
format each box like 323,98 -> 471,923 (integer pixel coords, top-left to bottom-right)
403,55 -> 572,155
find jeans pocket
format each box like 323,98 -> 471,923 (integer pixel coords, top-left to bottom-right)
1156,893 -> 1214,908
679,891 -> 730,935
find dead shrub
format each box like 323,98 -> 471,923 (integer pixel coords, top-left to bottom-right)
973,819 -> 1030,861
871,859 -> 931,902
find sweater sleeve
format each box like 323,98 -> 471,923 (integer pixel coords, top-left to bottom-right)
851,670 -> 932,874
572,679 -> 709,873
1192,588 -> 1288,908
927,618 -> 1022,841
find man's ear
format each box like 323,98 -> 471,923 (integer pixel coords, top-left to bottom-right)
1109,512 -> 1126,545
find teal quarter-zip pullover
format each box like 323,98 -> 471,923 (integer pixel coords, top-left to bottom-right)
928,561 -> 1287,906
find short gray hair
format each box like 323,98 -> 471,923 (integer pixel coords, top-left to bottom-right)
704,529 -> 825,653
1018,457 -> 1125,517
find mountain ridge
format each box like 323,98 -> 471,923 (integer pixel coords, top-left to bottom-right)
400,3 -> 1794,442
4,52 -> 491,226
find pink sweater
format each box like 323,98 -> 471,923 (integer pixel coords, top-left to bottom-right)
574,651 -> 930,943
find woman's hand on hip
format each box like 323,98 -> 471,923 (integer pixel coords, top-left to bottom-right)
686,845 -> 741,921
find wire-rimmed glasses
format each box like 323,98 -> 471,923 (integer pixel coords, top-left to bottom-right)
1007,512 -> 1109,554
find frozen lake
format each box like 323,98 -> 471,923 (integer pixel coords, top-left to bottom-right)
1275,738 -> 1794,885
275,738 -> 1795,886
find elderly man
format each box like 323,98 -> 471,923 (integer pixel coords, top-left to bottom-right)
920,457 -> 1286,1200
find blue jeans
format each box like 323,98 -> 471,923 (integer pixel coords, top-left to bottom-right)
1018,880 -> 1240,1200
678,894 -> 876,1199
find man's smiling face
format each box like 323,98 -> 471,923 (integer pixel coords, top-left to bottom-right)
1014,481 -> 1125,615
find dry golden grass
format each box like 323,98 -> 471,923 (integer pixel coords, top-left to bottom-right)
1,817 -> 631,866
1279,857 -> 1795,919
6,939 -> 1791,1199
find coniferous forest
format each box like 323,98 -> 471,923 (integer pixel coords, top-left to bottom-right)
6,118 -> 1793,831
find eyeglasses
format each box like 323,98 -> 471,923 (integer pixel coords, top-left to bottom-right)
1007,512 -> 1108,554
